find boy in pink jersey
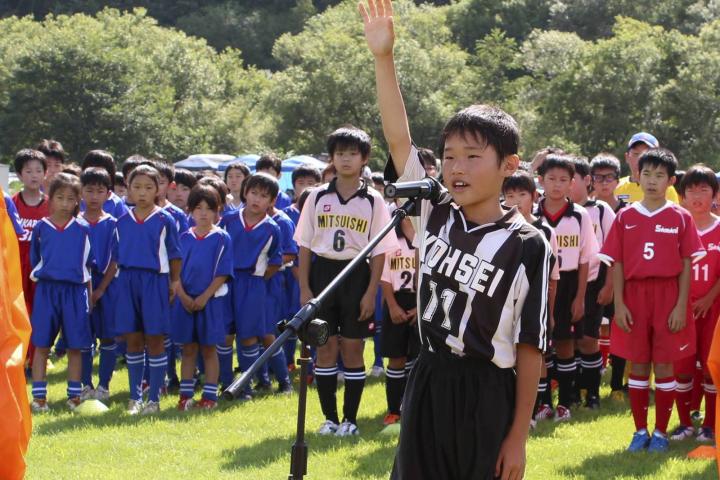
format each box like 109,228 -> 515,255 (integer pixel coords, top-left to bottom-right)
669,165 -> 720,443
600,148 -> 705,452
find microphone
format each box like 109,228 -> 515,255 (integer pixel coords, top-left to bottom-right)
384,178 -> 440,200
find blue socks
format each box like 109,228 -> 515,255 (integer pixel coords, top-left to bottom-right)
268,348 -> 290,386
217,344 -> 234,386
126,352 -> 145,401
164,337 -> 178,382
256,346 -> 271,386
147,354 -> 168,403
202,383 -> 218,402
239,344 -> 260,395
283,335 -> 298,367
98,342 -> 117,390
81,348 -> 94,388
179,379 -> 195,399
32,381 -> 48,400
67,381 -> 82,400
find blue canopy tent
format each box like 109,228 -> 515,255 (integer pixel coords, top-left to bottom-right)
219,154 -> 326,193
174,154 -> 235,171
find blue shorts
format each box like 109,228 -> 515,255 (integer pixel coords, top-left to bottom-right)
265,273 -> 286,333
171,295 -> 226,346
233,271 -> 266,339
114,268 -> 170,336
284,268 -> 300,320
90,271 -> 116,339
222,280 -> 233,335
31,280 -> 92,349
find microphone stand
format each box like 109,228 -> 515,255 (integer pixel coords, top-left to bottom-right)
222,197 -> 417,480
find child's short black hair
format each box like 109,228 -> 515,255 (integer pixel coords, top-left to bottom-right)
127,164 -> 160,191
570,155 -> 591,178
256,154 -> 283,176
439,105 -> 519,165
14,149 -> 46,173
638,148 -> 678,178
36,139 -> 67,163
418,148 -> 438,171
297,188 -> 314,213
115,172 -> 126,188
224,162 -> 251,184
327,126 -> 371,159
371,172 -> 385,187
198,176 -> 229,205
244,172 -> 279,200
538,154 -> 575,178
82,150 -> 116,186
502,171 -> 536,195
590,153 -> 621,177
122,154 -> 147,178
81,167 -> 112,191
188,184 -> 221,212
174,168 -> 198,189
291,165 -> 322,186
48,172 -> 81,215
152,160 -> 174,182
62,163 -> 82,177
678,164 -> 719,197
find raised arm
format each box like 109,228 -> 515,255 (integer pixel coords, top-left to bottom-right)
359,0 -> 411,174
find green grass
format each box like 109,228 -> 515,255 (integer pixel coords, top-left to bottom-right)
26,345 -> 717,479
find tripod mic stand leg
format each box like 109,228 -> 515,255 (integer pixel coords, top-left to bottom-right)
289,343 -> 311,480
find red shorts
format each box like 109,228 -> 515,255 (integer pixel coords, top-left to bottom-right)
675,301 -> 720,376
610,277 -> 695,364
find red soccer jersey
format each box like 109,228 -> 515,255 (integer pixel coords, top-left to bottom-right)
690,219 -> 720,300
599,202 -> 705,280
12,192 -> 49,311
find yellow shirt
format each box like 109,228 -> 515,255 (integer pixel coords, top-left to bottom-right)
614,176 -> 679,204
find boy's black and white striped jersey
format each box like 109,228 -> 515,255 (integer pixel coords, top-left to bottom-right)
385,146 -> 551,368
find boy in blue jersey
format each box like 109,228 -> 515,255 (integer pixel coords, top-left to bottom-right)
175,184 -> 233,410
79,168 -> 120,402
219,173 -> 284,398
115,165 -> 182,414
170,168 -> 198,213
81,150 -> 128,219
282,166 -> 322,368
256,154 -> 292,210
29,173 -> 95,412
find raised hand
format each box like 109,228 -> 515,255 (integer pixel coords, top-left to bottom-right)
359,0 -> 395,58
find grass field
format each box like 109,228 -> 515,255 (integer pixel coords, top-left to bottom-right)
25,344 -> 717,479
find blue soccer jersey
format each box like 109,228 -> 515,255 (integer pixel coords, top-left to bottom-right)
164,202 -> 190,234
81,213 -> 118,275
80,191 -> 128,219
30,217 -> 94,284
275,191 -> 292,210
4,191 -> 23,236
273,209 -> 299,260
115,207 -> 182,273
179,227 -> 234,296
221,209 -> 282,275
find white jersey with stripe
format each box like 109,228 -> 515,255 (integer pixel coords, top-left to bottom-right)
294,178 -> 397,260
381,234 -> 417,292
531,217 -> 561,282
388,146 -> 551,368
584,199 -> 616,281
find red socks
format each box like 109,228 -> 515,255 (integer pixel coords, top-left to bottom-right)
654,377 -> 677,434
629,374 -> 650,431
675,379 -> 693,427
599,332 -> 610,369
704,382 -> 717,429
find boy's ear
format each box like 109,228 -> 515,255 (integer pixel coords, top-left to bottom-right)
583,175 -> 591,187
501,154 -> 520,178
669,175 -> 677,186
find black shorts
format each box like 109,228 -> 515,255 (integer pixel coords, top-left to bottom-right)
580,273 -> 605,339
381,290 -> 420,359
553,270 -> 580,340
310,256 -> 372,339
391,349 -> 515,480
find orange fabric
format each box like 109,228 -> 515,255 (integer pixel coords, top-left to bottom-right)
707,311 -> 720,476
0,186 -> 32,480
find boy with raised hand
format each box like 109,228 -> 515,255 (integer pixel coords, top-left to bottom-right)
361,1 -> 549,477
600,148 -> 705,452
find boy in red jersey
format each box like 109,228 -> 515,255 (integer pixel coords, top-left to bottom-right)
600,148 -> 705,452
669,165 -> 720,443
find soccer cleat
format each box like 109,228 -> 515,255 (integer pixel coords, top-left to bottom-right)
627,430 -> 651,452
669,425 -> 695,441
610,390 -> 626,403
66,396 -> 82,412
691,410 -> 704,423
177,397 -> 195,411
317,420 -> 339,435
254,382 -> 272,395
647,430 -> 669,453
697,427 -> 715,442
195,398 -> 218,410
127,399 -> 144,415
335,421 -> 360,437
278,382 -> 293,395
370,365 -> 385,378
383,413 -> 401,426
94,386 -> 110,401
31,399 -> 49,413
141,400 -> 160,415
530,419 -> 537,430
534,404 -> 554,421
553,405 -> 571,422
585,396 -> 600,410
80,386 -> 95,401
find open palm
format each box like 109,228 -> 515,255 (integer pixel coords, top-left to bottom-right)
359,0 -> 395,57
